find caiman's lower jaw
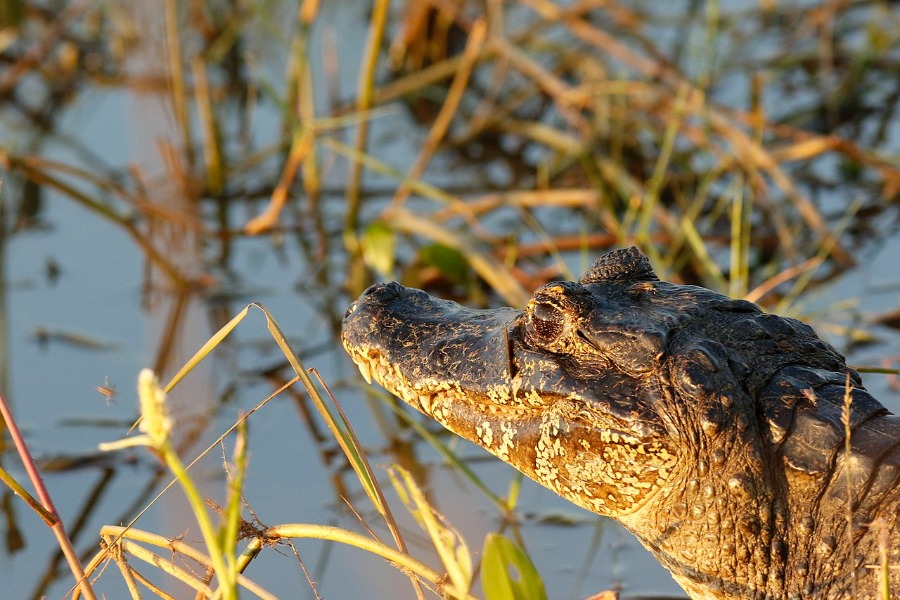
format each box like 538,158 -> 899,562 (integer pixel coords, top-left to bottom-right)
345,344 -> 654,445
346,345 -> 540,419
346,343 -> 677,518
347,346 -> 437,415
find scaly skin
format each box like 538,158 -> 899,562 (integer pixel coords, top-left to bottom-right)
341,247 -> 899,599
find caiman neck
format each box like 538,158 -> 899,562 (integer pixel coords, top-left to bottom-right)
780,438 -> 900,598
617,427 -> 788,598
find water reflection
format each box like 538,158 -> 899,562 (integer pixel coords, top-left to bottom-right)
0,1 -> 898,598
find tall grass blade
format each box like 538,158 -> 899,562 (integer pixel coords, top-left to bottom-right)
385,393 -> 506,511
170,303 -> 423,597
193,57 -> 225,196
729,175 -> 750,299
164,0 -> 194,169
345,0 -> 390,246
388,466 -> 473,595
163,306 -> 251,393
219,419 -> 248,589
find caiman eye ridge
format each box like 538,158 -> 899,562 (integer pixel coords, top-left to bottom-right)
528,300 -> 565,342
341,245 -> 900,600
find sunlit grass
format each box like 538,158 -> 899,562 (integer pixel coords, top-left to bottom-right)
78,304 -> 522,598
0,0 -> 898,598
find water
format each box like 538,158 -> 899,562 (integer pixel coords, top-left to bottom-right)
1,2 -> 899,599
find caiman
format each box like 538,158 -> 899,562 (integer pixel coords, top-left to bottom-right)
341,246 -> 899,599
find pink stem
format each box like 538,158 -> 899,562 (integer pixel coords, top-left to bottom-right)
0,390 -> 97,600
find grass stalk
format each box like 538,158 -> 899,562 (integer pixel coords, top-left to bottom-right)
244,0 -> 320,234
244,126 -> 313,234
292,0 -> 322,213
390,19 -> 487,210
136,373 -> 238,599
89,378 -> 298,599
119,538 -> 215,597
298,43 -> 321,208
164,0 -> 194,169
729,174 -> 750,299
142,303 -> 424,597
92,526 -> 276,600
0,464 -> 56,525
0,390 -> 97,600
108,536 -> 143,600
875,518 -> 891,600
219,420 -> 248,591
382,392 -> 506,510
699,0 -> 719,90
841,374 -> 858,599
344,0 -> 390,250
192,56 -> 225,196
96,370 -> 239,598
263,523 -> 479,600
388,466 -> 472,595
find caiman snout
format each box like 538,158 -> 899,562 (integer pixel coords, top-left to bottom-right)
345,282 -> 404,318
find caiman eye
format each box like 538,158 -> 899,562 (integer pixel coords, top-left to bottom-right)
530,301 -> 564,342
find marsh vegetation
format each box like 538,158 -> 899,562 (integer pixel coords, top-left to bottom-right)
0,1 -> 898,598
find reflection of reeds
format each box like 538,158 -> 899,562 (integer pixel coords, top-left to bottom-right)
360,0 -> 900,306
1,2 -> 898,598
3,1 -> 899,308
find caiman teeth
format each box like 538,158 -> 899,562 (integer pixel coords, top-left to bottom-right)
356,360 -> 373,384
418,394 -> 433,414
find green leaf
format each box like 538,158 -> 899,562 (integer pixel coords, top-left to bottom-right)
361,221 -> 396,278
482,533 -> 546,600
418,243 -> 469,285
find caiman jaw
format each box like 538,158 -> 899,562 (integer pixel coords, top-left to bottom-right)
344,337 -> 674,519
344,342 -> 540,420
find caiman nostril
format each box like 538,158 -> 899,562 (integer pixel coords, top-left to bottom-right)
361,281 -> 403,302
345,283 -> 404,320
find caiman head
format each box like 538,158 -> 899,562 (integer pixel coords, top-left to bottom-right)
341,247 -> 898,599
